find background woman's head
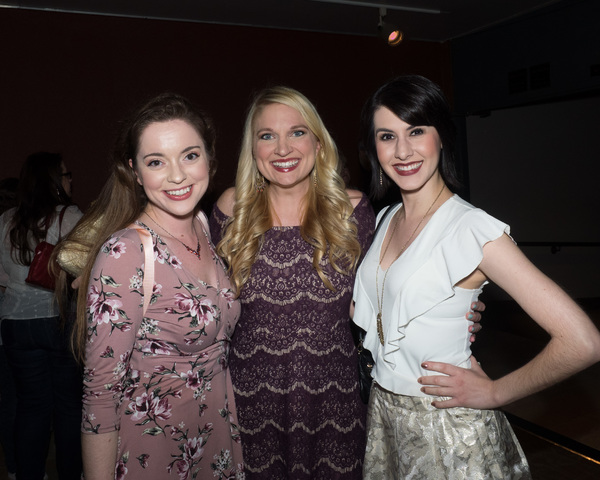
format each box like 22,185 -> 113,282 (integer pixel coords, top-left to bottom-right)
360,75 -> 460,199
9,152 -> 71,265
18,152 -> 71,208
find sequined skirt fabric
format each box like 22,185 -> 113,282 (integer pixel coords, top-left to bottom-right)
364,384 -> 531,479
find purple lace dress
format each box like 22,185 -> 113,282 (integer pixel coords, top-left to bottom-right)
210,195 -> 375,479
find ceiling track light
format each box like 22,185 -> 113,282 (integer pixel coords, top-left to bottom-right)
378,7 -> 403,46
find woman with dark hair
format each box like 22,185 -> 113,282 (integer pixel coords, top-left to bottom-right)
0,153 -> 83,480
61,93 -> 244,479
353,75 -> 600,478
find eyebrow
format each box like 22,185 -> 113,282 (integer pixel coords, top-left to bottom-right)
375,124 -> 419,133
142,145 -> 203,159
256,124 -> 309,134
182,145 -> 203,153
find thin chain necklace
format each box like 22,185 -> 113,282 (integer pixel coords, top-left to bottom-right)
144,211 -> 202,261
375,184 -> 446,345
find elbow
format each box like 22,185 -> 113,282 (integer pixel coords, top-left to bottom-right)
578,330 -> 600,367
553,324 -> 600,372
591,336 -> 600,365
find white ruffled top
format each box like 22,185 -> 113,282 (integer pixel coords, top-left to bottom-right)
353,195 -> 511,397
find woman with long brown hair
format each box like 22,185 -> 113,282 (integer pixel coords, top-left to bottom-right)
62,93 -> 244,479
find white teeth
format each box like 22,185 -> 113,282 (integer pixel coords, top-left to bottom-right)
272,160 -> 299,168
167,186 -> 191,196
395,162 -> 422,171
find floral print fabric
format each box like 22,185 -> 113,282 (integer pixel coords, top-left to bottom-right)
83,223 -> 244,479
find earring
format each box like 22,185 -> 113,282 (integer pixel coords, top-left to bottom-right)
313,169 -> 318,187
379,167 -> 383,186
256,172 -> 266,193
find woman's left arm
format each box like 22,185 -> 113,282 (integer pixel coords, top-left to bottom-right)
418,234 -> 600,409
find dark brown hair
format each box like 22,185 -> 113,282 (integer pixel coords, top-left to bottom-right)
360,75 -> 460,199
9,152 -> 71,265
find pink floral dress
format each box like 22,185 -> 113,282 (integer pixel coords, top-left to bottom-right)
83,222 -> 244,480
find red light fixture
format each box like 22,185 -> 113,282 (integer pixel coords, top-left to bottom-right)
378,7 -> 403,46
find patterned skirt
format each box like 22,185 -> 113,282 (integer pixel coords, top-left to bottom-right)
364,383 -> 531,480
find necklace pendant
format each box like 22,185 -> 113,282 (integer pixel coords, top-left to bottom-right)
376,312 -> 385,345
184,242 -> 202,261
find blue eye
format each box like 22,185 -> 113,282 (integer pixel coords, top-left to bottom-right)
291,130 -> 306,137
259,133 -> 274,140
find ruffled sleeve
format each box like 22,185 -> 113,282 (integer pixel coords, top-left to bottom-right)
382,197 -> 511,362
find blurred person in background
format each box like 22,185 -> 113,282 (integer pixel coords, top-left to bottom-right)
0,153 -> 83,480
0,176 -> 18,480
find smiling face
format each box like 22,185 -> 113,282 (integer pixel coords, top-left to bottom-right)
252,103 -> 321,192
374,106 -> 443,193
131,119 -> 209,222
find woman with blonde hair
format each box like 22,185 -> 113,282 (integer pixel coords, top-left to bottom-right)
59,93 -> 244,479
210,86 -> 375,478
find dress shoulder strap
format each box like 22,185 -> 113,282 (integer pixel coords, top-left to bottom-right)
196,210 -> 211,241
129,225 -> 155,316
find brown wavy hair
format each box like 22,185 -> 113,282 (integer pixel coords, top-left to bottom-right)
54,92 -> 216,362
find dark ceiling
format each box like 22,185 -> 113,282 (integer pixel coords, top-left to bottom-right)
1,0 -> 563,42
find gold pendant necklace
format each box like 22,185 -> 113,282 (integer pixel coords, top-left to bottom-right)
375,184 -> 446,345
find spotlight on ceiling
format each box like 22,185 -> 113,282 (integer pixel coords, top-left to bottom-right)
378,7 -> 403,46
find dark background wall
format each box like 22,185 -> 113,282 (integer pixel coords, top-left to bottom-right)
0,8 -> 451,210
450,0 -> 600,300
451,0 -> 600,114
1,1 -> 598,300
2,1 -> 599,456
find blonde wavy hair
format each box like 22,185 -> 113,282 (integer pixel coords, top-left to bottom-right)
217,86 -> 361,296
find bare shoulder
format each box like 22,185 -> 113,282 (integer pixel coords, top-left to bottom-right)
346,189 -> 365,208
215,187 -> 236,216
